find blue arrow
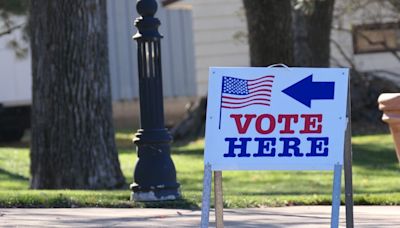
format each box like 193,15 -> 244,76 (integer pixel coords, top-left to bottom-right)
282,74 -> 335,108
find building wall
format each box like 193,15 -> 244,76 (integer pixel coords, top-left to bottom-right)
107,0 -> 197,100
107,0 -> 198,128
331,1 -> 400,73
188,0 -> 400,98
0,16 -> 31,107
190,0 -> 250,96
112,97 -> 195,129
0,1 -> 197,105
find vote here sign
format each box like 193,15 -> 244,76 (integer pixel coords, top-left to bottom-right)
204,67 -> 349,171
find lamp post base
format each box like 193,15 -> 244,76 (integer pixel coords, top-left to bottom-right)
130,183 -> 181,201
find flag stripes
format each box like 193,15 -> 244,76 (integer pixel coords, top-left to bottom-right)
220,75 -> 275,109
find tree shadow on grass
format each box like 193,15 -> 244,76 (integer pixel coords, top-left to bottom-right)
134,198 -> 200,209
0,193 -> 200,209
0,167 -> 29,181
171,148 -> 203,156
352,143 -> 399,171
117,148 -> 204,157
0,141 -> 30,148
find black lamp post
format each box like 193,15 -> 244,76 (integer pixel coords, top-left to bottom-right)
130,0 -> 181,201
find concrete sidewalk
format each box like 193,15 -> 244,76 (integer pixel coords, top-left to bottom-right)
1,206 -> 399,227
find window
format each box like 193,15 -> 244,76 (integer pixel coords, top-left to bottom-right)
353,22 -> 400,54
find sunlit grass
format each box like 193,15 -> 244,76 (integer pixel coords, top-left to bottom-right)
0,133 -> 399,208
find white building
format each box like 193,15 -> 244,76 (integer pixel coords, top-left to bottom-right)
0,0 -> 196,136
1,0 -> 399,135
169,0 -> 400,95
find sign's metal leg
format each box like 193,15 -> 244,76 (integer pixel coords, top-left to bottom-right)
214,171 -> 224,228
344,86 -> 354,228
331,164 -> 342,228
201,163 -> 212,228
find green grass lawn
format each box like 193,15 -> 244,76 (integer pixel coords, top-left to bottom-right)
0,132 -> 399,208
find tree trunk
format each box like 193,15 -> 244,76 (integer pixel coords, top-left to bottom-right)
173,0 -> 294,142
292,0 -> 335,67
29,0 -> 125,189
172,1 -> 336,142
171,97 -> 207,143
243,0 -> 294,66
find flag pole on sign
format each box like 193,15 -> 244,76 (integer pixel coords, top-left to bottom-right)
219,79 -> 224,129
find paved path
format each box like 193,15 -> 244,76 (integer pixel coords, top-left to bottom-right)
1,206 -> 399,227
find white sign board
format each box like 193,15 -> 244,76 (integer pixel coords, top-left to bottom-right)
204,67 -> 349,171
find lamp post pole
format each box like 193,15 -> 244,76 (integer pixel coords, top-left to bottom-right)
130,0 -> 181,201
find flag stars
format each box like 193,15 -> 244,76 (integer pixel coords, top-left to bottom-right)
222,76 -> 249,95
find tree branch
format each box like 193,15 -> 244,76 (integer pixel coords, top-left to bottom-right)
330,38 -> 357,70
0,23 -> 24,37
333,27 -> 400,62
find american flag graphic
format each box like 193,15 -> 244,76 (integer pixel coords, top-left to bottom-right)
218,75 -> 275,128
